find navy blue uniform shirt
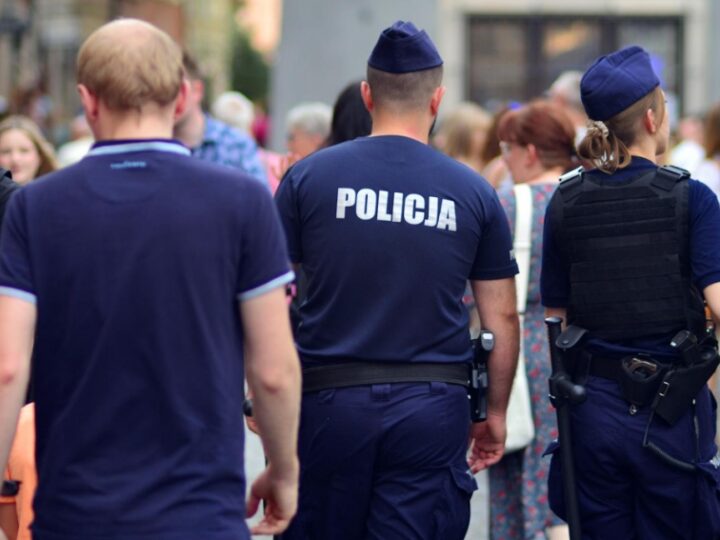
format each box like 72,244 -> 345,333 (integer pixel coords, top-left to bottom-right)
541,156 -> 720,359
0,140 -> 293,540
275,135 -> 517,365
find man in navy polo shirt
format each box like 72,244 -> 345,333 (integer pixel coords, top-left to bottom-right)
0,19 -> 301,540
541,46 -> 720,538
275,21 -> 519,539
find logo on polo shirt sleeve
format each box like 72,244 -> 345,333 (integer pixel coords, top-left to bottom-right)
336,187 -> 456,231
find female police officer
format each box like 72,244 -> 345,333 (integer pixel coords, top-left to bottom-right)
541,45 -> 720,539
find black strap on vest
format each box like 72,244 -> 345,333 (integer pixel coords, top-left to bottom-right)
550,165 -> 705,341
302,361 -> 470,393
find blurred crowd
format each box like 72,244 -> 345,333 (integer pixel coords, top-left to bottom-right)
3,46 -> 720,540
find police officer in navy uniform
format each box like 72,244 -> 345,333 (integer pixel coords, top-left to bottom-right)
275,21 -> 520,539
542,45 -> 720,538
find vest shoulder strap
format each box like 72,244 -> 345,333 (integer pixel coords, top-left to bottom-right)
653,165 -> 691,191
557,166 -> 584,200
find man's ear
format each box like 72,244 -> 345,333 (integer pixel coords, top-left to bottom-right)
430,86 -> 446,117
360,81 -> 374,113
77,84 -> 99,123
173,79 -> 190,120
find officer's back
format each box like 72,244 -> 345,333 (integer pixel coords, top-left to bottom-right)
275,20 -> 519,540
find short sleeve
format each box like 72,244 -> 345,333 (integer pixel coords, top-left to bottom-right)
469,189 -> 518,280
0,191 -> 35,304
689,180 -> 720,290
274,170 -> 303,263
236,183 -> 294,301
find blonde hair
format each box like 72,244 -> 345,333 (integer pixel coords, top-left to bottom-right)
77,19 -> 183,111
0,115 -> 58,177
578,86 -> 664,174
439,102 -> 491,162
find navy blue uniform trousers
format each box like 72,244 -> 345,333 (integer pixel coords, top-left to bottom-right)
547,376 -> 720,539
279,382 -> 477,540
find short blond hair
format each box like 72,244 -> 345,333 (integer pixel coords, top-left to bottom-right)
77,19 -> 183,110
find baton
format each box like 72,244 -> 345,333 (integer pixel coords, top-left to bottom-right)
545,316 -> 586,540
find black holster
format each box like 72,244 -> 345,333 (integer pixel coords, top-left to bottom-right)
618,356 -> 667,407
652,348 -> 720,425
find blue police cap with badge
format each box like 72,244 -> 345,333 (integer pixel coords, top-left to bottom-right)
580,45 -> 660,121
368,20 -> 443,73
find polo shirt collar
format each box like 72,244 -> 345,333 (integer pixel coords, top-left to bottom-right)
88,139 -> 191,157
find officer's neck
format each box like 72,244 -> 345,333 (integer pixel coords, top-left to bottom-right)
626,137 -> 660,164
369,112 -> 433,144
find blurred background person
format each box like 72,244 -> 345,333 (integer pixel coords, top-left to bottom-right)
213,90 -> 255,134
56,113 -> 94,167
174,52 -> 267,185
692,103 -> 720,199
480,105 -> 512,189
547,71 -> 588,145
285,101 -> 331,159
324,81 -> 372,147
435,101 -> 492,173
0,115 -> 58,185
670,114 -> 706,174
489,100 -> 577,540
0,403 -> 35,540
213,90 -> 281,193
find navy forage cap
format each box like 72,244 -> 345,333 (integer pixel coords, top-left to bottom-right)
368,20 -> 443,73
580,45 -> 660,121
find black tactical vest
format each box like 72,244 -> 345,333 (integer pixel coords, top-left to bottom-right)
548,165 -> 706,341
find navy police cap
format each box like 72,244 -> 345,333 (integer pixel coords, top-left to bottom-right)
368,20 -> 443,74
580,45 -> 660,121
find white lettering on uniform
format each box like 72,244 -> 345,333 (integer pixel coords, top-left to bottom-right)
356,189 -> 377,220
337,188 -> 356,218
437,199 -> 457,231
424,197 -> 438,227
392,192 -> 403,222
404,194 -> 425,225
377,190 -> 392,221
334,187 -> 457,232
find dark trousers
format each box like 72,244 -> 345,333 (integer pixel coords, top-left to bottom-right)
279,382 -> 476,540
547,376 -> 720,539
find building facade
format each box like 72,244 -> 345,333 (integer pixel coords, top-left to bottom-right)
0,0 -> 236,142
272,0 -> 719,150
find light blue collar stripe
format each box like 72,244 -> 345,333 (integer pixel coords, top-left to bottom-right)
87,142 -> 191,157
0,286 -> 37,305
238,271 -> 295,302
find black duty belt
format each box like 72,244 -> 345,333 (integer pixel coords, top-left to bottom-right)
586,355 -> 625,381
302,361 -> 470,393
584,354 -> 672,408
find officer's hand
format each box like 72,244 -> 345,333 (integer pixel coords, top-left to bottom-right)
246,461 -> 300,535
467,412 -> 506,473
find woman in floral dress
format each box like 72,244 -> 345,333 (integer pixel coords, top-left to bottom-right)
489,101 -> 578,540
